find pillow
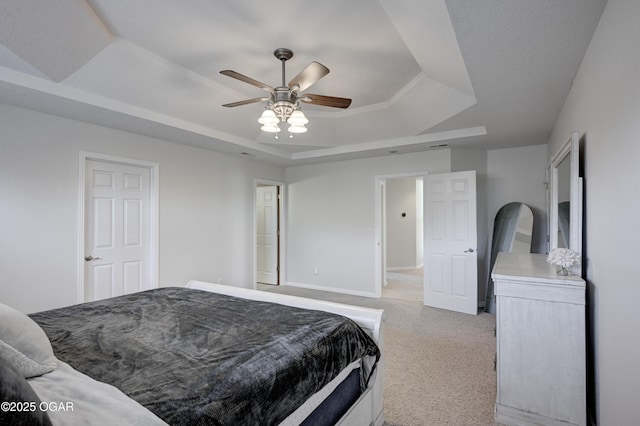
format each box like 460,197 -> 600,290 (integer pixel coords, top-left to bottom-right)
0,356 -> 53,426
0,303 -> 57,378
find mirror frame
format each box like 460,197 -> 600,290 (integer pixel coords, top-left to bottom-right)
549,131 -> 582,263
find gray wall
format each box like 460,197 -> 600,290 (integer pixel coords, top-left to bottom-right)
0,102 -> 552,314
486,144 -> 548,255
0,104 -> 285,313
385,178 -> 422,269
546,0 -> 640,423
285,145 -> 548,304
285,150 -> 450,296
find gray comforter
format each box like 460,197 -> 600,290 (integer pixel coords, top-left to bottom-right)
30,287 -> 380,425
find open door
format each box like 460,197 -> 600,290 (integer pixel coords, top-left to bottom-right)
256,185 -> 279,285
424,171 -> 478,315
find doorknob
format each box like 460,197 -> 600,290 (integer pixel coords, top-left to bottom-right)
464,248 -> 475,253
84,255 -> 102,261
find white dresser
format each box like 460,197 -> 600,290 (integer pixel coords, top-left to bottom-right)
492,252 -> 586,426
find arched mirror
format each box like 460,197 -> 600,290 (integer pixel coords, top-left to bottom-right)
484,202 -> 534,313
549,131 -> 583,265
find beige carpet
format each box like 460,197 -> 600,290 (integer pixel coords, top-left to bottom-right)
383,269 -> 424,302
260,270 -> 498,426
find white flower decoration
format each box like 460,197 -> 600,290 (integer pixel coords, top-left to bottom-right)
546,248 -> 581,268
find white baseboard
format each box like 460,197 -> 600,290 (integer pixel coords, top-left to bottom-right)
386,265 -> 423,272
283,281 -> 380,299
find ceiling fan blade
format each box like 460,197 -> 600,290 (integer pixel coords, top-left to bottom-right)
288,62 -> 330,92
220,70 -> 274,92
222,97 -> 266,108
301,94 -> 352,109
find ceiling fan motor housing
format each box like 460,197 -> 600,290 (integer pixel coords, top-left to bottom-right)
271,87 -> 297,121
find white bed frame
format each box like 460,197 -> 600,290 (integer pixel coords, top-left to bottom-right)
186,280 -> 385,426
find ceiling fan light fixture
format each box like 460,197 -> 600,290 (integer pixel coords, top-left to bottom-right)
287,109 -> 308,126
258,109 -> 278,125
261,123 -> 281,133
288,123 -> 308,134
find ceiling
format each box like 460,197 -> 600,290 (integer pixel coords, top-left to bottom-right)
0,0 -> 607,166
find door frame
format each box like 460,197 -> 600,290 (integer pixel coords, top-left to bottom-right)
77,152 -> 159,303
253,179 -> 285,288
374,171 -> 428,298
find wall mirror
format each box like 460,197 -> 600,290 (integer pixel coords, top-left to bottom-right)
484,202 -> 534,313
549,131 -> 583,269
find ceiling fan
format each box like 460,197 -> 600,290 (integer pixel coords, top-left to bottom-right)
220,48 -> 352,136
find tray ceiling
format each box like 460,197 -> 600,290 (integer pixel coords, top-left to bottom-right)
0,0 -> 606,165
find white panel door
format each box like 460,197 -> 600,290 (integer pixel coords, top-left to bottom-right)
84,160 -> 150,301
424,171 -> 478,315
256,186 -> 278,285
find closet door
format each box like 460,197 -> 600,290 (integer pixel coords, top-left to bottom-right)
84,160 -> 151,301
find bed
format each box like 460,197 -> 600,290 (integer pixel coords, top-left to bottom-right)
0,281 -> 384,426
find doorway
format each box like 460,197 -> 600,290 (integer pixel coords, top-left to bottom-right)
78,153 -> 159,303
375,172 -> 426,302
376,171 -> 478,314
255,180 -> 284,287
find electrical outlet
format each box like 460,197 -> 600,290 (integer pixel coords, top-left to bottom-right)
313,266 -> 319,276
